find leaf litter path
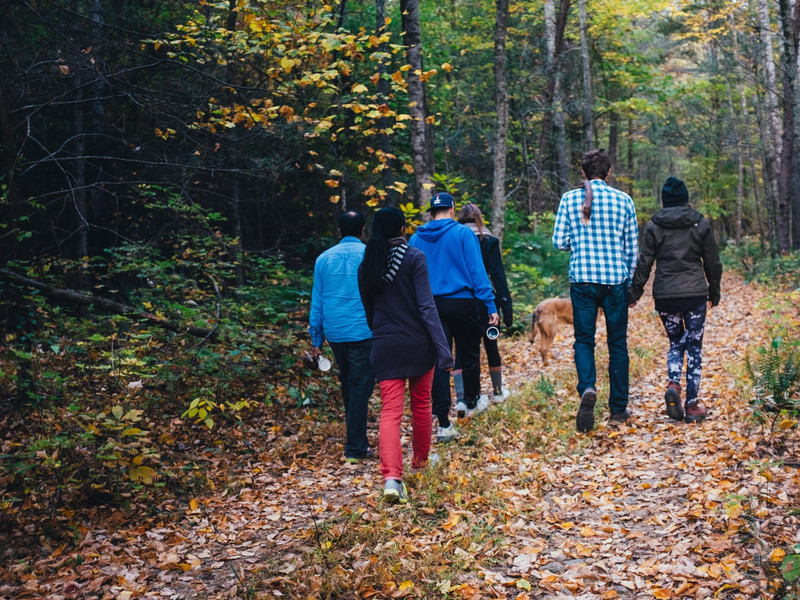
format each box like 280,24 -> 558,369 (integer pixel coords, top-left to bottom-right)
4,273 -> 799,600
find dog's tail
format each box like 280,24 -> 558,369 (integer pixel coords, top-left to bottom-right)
529,308 -> 540,344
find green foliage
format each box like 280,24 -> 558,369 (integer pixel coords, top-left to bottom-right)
784,545 -> 800,582
502,210 -> 570,333
724,243 -> 800,291
744,338 -> 800,415
0,195 -> 337,520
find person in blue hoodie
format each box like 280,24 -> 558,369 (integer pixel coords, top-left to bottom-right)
409,192 -> 499,442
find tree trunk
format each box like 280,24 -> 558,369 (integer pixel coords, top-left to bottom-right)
777,0 -> 799,252
578,0 -> 593,151
756,0 -> 781,251
749,160 -> 767,254
375,0 -> 394,202
608,108 -> 619,185
490,0 -> 509,244
532,0 -> 571,212
231,179 -> 245,287
754,81 -> 779,251
74,80 -> 90,261
758,0 -> 782,157
728,81 -> 744,245
0,79 -> 22,259
727,14 -> 744,245
400,0 -> 433,208
545,0 -> 570,197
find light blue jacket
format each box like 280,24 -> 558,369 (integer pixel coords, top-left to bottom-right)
309,237 -> 372,347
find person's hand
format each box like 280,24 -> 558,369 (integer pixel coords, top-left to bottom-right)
488,312 -> 500,326
311,346 -> 322,359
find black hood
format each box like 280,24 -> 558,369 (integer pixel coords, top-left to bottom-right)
651,205 -> 703,229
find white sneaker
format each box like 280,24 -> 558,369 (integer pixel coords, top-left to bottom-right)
436,423 -> 459,442
472,394 -> 490,415
455,401 -> 469,418
492,388 -> 510,404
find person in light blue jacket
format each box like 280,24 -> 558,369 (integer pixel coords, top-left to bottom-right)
309,211 -> 375,462
409,193 -> 499,441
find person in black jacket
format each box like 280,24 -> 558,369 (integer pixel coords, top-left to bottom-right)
358,207 -> 453,504
629,177 -> 722,423
454,204 -> 514,403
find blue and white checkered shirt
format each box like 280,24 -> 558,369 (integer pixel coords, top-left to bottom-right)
552,180 -> 638,285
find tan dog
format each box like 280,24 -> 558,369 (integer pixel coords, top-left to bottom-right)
529,298 -> 573,365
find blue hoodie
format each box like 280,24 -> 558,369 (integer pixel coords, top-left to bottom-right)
409,219 -> 497,314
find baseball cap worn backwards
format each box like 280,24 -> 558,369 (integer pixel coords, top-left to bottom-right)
428,192 -> 455,211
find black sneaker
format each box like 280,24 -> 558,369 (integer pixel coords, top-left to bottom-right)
576,388 -> 597,433
345,449 -> 375,464
609,410 -> 632,424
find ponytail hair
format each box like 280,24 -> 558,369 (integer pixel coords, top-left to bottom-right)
582,179 -> 593,222
361,207 -> 406,294
457,203 -> 488,238
580,149 -> 611,223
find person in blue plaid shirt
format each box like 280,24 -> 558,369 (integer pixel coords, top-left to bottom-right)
552,149 -> 638,432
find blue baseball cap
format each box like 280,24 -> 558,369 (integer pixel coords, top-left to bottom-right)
428,192 -> 455,211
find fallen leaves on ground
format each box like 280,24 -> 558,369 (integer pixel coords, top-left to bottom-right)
2,273 -> 799,599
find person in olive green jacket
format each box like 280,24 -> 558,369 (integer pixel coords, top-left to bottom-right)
629,177 -> 722,424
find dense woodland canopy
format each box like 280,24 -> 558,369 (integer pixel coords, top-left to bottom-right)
2,0 -> 800,269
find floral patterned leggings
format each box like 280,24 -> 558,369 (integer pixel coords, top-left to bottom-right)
658,304 -> 707,406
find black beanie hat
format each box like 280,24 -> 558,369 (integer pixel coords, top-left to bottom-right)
662,176 -> 689,207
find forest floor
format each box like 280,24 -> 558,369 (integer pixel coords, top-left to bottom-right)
3,272 -> 800,600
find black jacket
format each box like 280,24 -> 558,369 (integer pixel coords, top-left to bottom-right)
630,206 -> 722,305
358,239 -> 453,381
465,224 -> 513,327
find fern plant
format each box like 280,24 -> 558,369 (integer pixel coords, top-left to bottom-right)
745,338 -> 800,414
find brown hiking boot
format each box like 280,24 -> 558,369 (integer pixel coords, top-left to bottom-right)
684,402 -> 708,423
665,382 -> 684,422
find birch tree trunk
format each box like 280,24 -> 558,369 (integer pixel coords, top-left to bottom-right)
400,0 -> 434,208
578,0 -> 593,151
490,0 -> 509,244
727,14 -> 744,245
757,0 -> 782,157
756,0 -> 781,250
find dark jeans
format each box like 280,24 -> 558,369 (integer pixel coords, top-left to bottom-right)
432,297 -> 482,425
329,339 -> 375,458
570,282 -> 629,415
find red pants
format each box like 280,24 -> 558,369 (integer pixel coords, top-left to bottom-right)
378,368 -> 434,481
